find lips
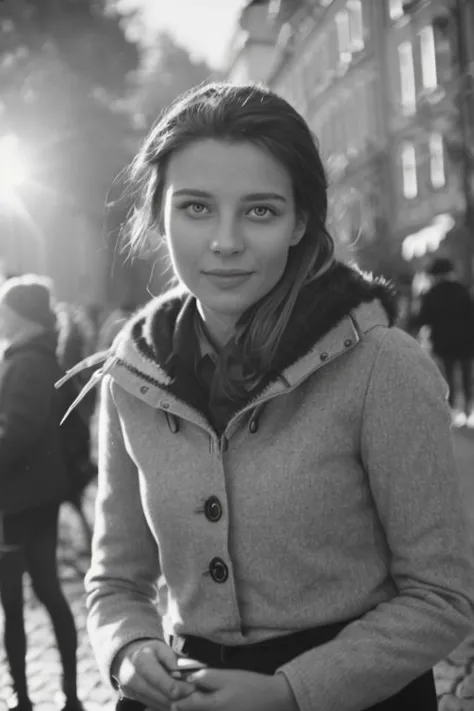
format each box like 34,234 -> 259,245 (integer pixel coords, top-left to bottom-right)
204,270 -> 252,276
203,270 -> 253,289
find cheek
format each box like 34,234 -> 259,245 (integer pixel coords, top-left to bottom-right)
165,216 -> 204,272
256,229 -> 294,275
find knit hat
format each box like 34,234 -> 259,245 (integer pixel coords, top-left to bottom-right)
0,274 -> 57,330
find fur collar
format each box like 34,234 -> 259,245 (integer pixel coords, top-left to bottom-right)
118,262 -> 398,405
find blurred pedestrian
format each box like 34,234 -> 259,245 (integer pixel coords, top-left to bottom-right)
411,257 -> 474,427
0,275 -> 86,711
79,84 -> 473,711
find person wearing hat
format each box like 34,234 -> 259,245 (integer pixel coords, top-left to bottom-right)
413,257 -> 474,427
0,275 -> 85,711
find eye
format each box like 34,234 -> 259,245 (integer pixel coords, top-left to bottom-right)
248,206 -> 276,219
180,202 -> 210,217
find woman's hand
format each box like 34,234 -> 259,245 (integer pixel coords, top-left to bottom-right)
169,669 -> 298,711
113,639 -> 196,710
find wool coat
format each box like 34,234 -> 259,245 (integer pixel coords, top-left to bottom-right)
82,263 -> 474,711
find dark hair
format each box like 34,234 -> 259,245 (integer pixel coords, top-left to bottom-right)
124,82 -> 335,401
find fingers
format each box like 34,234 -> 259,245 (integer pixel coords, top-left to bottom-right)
118,642 -> 195,709
171,690 -> 218,711
187,669 -> 229,691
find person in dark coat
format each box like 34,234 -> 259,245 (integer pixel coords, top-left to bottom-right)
0,275 -> 85,711
413,257 -> 474,425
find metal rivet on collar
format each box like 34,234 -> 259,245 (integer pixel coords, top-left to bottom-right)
140,385 -> 149,394
344,339 -> 353,348
160,400 -> 170,410
320,352 -> 329,361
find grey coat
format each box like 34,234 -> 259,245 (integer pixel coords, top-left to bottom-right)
82,264 -> 474,711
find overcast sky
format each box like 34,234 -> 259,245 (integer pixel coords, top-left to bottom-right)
116,0 -> 248,68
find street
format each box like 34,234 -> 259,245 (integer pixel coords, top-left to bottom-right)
1,431 -> 474,711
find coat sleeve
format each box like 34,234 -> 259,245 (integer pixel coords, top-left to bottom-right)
0,353 -> 55,472
277,328 -> 474,711
85,376 -> 164,685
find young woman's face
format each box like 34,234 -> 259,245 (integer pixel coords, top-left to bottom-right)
162,139 -> 306,339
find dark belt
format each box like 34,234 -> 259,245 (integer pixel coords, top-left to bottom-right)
116,618 -> 437,711
167,618 -> 352,674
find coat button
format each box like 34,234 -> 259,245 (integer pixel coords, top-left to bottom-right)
209,557 -> 228,583
320,351 -> 329,361
160,400 -> 170,410
204,496 -> 222,523
140,385 -> 149,394
344,339 -> 353,348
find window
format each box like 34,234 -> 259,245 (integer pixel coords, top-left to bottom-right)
401,142 -> 418,198
335,10 -> 351,60
419,25 -> 437,90
389,0 -> 404,20
429,132 -> 445,188
398,42 -> 416,114
347,0 -> 364,50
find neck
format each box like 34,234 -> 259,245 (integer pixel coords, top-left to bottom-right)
197,303 -> 236,348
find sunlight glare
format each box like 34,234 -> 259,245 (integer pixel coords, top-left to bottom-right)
0,135 -> 28,198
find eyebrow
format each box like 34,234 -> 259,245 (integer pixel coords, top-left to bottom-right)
172,189 -> 288,202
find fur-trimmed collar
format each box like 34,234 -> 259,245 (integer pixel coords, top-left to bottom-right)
115,262 -> 398,406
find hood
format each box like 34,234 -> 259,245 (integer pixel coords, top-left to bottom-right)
115,261 -> 397,400
121,261 -> 397,368
57,262 -> 398,424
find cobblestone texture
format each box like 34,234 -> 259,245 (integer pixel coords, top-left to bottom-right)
1,429 -> 474,710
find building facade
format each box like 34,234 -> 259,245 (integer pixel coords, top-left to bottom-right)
225,0 -> 474,282
386,0 -> 474,282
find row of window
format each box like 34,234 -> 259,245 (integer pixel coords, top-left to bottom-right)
398,24 -> 438,114
281,0 -> 366,110
400,132 -> 446,199
335,0 -> 365,58
315,78 -> 378,165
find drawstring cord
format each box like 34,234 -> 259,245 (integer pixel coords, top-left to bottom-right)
248,402 -> 266,434
164,411 -> 180,434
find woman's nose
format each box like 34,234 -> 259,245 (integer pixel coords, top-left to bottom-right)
210,217 -> 244,254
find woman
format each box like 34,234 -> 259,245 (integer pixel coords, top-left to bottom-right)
83,84 -> 474,711
0,276 -> 85,711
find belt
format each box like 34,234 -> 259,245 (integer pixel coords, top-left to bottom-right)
166,618 -> 352,674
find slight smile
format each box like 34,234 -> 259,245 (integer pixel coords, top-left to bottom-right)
202,270 -> 254,289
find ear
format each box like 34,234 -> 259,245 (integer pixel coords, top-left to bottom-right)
290,214 -> 308,246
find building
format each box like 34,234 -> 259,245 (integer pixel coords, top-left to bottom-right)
225,0 -> 400,276
225,0 -> 474,282
386,0 -> 474,282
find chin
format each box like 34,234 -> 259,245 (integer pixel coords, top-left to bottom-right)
200,292 -> 252,317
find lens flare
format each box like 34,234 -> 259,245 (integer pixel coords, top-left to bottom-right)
0,135 -> 28,199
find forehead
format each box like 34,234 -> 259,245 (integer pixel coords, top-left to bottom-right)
165,139 -> 293,197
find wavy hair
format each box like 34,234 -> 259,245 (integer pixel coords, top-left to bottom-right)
124,82 -> 335,402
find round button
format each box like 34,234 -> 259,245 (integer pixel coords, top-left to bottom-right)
209,557 -> 228,583
344,339 -> 353,348
204,496 -> 223,522
320,351 -> 329,361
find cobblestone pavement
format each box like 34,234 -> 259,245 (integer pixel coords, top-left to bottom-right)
1,430 -> 474,711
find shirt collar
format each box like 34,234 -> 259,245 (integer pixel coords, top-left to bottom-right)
194,313 -> 218,362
